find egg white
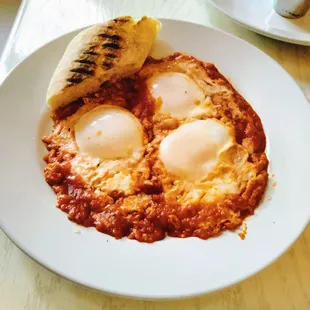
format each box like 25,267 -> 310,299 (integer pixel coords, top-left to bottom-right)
147,72 -> 213,119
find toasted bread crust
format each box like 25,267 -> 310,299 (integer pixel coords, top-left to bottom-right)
47,16 -> 161,110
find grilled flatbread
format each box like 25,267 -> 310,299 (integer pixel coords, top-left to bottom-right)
47,16 -> 161,110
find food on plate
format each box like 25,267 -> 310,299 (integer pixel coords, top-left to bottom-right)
42,18 -> 268,243
46,16 -> 161,110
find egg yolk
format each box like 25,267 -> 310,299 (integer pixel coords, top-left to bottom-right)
74,105 -> 143,160
148,72 -> 208,119
159,119 -> 233,180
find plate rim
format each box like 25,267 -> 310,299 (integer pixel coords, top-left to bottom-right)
0,18 -> 310,300
209,0 -> 310,46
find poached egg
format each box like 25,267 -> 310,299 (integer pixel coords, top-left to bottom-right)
74,105 -> 143,160
159,119 -> 234,180
148,72 -> 211,119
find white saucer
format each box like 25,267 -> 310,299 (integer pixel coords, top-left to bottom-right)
210,0 -> 310,46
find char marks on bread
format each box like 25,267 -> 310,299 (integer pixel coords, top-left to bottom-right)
46,16 -> 161,110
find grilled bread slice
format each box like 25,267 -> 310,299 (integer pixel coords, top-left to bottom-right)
47,16 -> 161,110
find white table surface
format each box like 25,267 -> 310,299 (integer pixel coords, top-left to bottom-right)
0,0 -> 309,309
0,0 -> 21,53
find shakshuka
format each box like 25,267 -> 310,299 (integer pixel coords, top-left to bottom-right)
42,53 -> 269,243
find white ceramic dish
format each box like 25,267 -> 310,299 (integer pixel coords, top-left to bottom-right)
210,0 -> 310,46
0,19 -> 309,299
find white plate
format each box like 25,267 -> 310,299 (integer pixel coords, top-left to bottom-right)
210,0 -> 310,46
0,19 -> 309,299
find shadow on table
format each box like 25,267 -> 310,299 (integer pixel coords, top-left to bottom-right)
0,0 -> 21,56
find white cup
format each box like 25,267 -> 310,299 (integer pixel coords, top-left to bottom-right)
274,0 -> 310,18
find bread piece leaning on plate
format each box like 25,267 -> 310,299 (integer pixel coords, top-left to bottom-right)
46,16 -> 161,110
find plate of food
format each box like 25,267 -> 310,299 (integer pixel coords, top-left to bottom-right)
0,16 -> 309,299
209,0 -> 310,46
